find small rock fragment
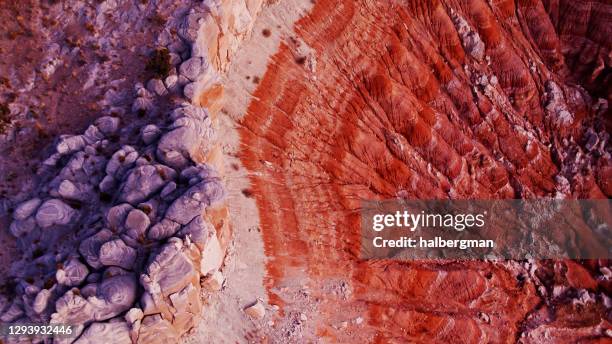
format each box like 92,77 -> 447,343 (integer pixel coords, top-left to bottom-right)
147,218 -> 181,240
179,57 -> 204,81
201,270 -> 224,291
9,217 -> 36,237
56,135 -> 86,155
160,181 -> 177,200
141,124 -> 162,144
95,116 -> 120,135
106,203 -> 134,230
80,229 -> 114,268
164,75 -> 179,92
244,300 -> 266,320
58,180 -> 93,202
14,198 -> 42,220
99,175 -> 116,193
56,258 -> 89,286
183,82 -> 198,100
99,239 -> 137,269
147,78 -> 168,96
119,164 -> 176,204
200,231 -> 223,275
138,314 -> 179,344
177,215 -> 215,249
132,96 -> 154,114
33,289 -> 51,314
35,199 -> 76,228
165,180 -> 223,225
92,274 -> 138,321
124,209 -> 151,240
52,290 -> 94,324
125,307 -> 144,324
83,125 -> 105,143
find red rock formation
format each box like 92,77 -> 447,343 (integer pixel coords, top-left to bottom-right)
235,0 -> 610,342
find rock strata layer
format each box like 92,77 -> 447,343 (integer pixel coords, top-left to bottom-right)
226,0 -> 611,342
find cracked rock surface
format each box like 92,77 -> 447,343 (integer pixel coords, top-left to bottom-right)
1,99 -> 224,343
0,0 -> 248,342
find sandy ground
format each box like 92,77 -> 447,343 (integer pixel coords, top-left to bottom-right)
183,111 -> 269,343
183,1 -> 314,342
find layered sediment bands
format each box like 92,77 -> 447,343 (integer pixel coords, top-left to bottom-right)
542,0 -> 612,98
232,0 -> 611,342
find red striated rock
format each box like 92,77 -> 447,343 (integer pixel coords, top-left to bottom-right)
565,260 -> 598,290
543,0 -> 612,98
232,0 -> 610,342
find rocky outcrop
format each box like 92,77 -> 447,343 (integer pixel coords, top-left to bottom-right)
1,101 -> 224,342
0,0 -> 262,341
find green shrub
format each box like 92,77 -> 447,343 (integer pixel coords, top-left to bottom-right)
0,103 -> 11,134
145,48 -> 171,79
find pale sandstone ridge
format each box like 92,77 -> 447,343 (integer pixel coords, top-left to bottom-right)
0,0 -> 268,343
